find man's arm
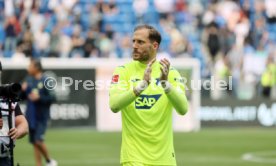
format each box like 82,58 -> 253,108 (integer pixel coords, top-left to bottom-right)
109,59 -> 156,113
20,81 -> 28,100
21,76 -> 55,104
8,104 -> 28,139
109,90 -> 137,113
162,84 -> 188,115
37,87 -> 56,105
9,115 -> 29,139
160,58 -> 188,115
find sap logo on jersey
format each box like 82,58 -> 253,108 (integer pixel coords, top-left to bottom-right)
135,94 -> 162,109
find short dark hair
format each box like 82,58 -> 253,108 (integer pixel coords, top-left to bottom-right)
31,58 -> 43,72
134,25 -> 162,46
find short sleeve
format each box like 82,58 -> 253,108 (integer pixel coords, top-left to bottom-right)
15,103 -> 23,116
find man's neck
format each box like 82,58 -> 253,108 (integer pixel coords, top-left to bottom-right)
141,57 -> 156,64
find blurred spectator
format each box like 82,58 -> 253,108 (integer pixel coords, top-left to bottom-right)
33,26 -> 50,57
227,45 -> 244,97
202,7 -> 215,26
21,0 -> 35,14
175,0 -> 187,12
70,25 -> 84,58
11,43 -> 26,60
4,16 -> 21,57
59,34 -> 72,58
261,52 -> 276,98
98,33 -> 115,58
240,42 -> 268,99
251,16 -> 267,49
233,12 -> 250,48
104,24 -> 114,39
48,0 -> 59,12
88,6 -> 102,30
154,0 -> 174,19
133,0 -> 149,23
216,0 -> 240,34
83,27 -> 100,58
61,0 -> 77,11
169,27 -> 188,57
4,0 -> 15,17
96,0 -> 106,14
188,0 -> 204,18
265,0 -> 276,23
28,7 -> 44,33
106,0 -> 119,15
48,26 -> 61,57
204,22 -> 221,61
211,55 -> 231,100
220,26 -> 235,55
96,0 -> 118,15
20,22 -> 34,57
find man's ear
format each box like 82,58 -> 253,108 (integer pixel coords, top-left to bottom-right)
153,41 -> 159,50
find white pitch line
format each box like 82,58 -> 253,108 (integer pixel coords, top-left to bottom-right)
242,151 -> 276,164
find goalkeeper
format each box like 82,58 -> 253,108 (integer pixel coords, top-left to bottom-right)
109,25 -> 189,166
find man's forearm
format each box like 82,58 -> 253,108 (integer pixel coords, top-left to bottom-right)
109,81 -> 149,113
15,115 -> 29,139
162,82 -> 188,115
109,89 -> 137,113
16,124 -> 29,139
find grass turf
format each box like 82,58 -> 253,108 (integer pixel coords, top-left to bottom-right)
14,127 -> 276,166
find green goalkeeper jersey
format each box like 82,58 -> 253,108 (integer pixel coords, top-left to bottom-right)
109,60 -> 188,165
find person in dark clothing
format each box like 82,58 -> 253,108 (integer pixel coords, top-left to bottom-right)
21,59 -> 57,166
207,22 -> 221,61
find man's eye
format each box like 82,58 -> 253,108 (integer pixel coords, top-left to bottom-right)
133,40 -> 144,44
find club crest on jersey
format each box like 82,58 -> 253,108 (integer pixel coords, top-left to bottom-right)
135,94 -> 162,109
111,75 -> 119,84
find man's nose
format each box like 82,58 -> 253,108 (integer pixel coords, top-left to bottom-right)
133,42 -> 138,49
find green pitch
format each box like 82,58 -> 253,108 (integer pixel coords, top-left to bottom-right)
14,128 -> 276,166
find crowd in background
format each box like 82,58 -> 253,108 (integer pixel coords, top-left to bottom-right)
0,0 -> 276,100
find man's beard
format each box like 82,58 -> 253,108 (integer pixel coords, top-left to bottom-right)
132,51 -> 150,62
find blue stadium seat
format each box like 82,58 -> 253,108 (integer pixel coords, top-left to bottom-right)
144,9 -> 159,24
118,3 -> 133,14
79,0 -> 97,4
119,13 -> 136,24
81,13 -> 91,31
175,12 -> 186,24
117,0 -> 132,4
103,15 -> 118,24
